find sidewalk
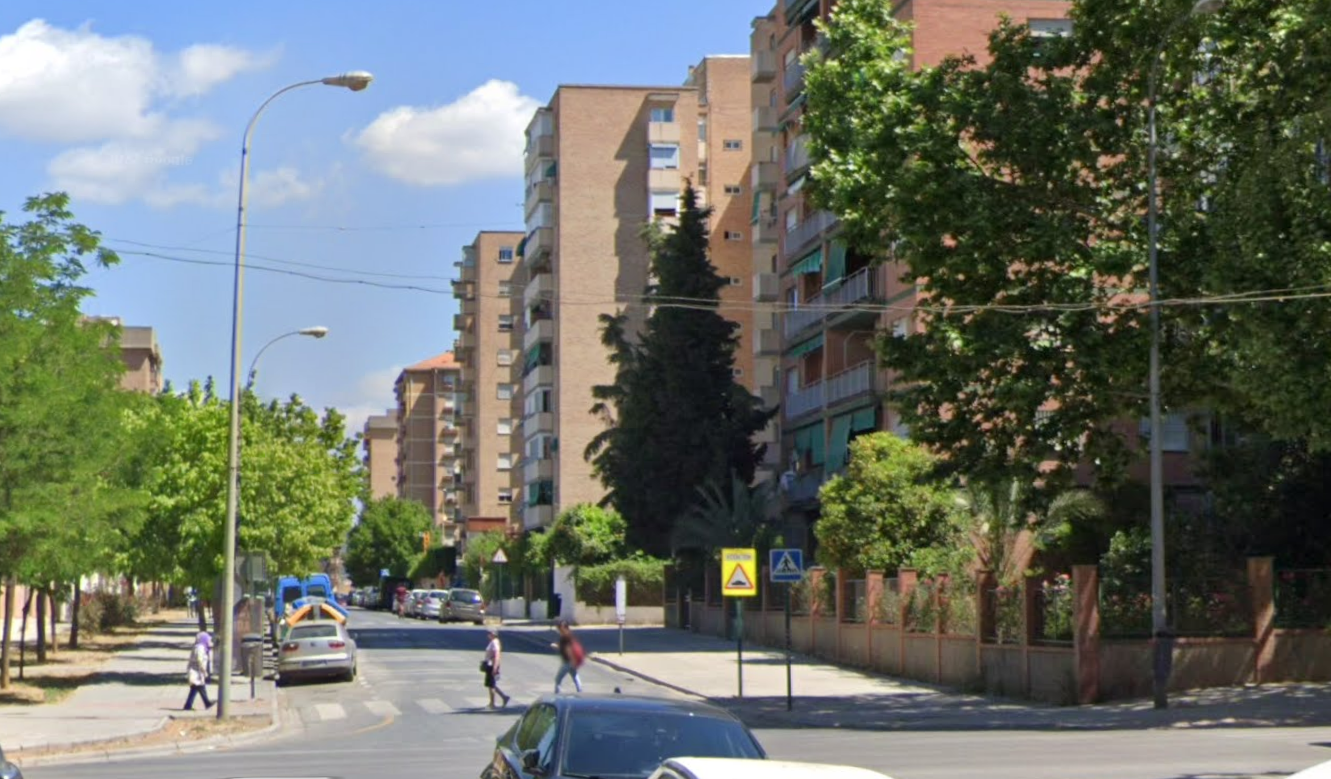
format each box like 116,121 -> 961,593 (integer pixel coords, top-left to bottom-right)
504,623 -> 1331,732
0,617 -> 273,758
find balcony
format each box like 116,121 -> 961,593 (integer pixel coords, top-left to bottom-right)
783,210 -> 838,263
825,266 -> 873,308
523,364 -> 554,394
785,135 -> 810,178
524,317 -> 554,351
783,61 -> 807,102
525,134 -> 554,169
751,161 -> 778,192
755,419 -> 778,445
785,468 -> 825,504
525,179 -> 554,217
753,105 -> 778,133
451,279 -> 475,302
524,272 -> 553,308
756,327 -> 782,356
523,457 -> 554,484
649,168 -> 681,191
648,121 -> 680,144
785,380 -> 824,420
784,299 -> 825,339
753,272 -> 779,302
753,215 -> 778,244
752,50 -> 777,83
523,411 -> 554,438
827,361 -> 874,407
458,329 -> 477,350
523,504 -> 554,529
523,227 -> 553,268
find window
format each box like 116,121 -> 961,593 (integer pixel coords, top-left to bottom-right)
498,246 -> 515,263
732,367 -> 744,378
651,190 -> 679,217
498,314 -> 514,332
892,318 -> 908,338
786,368 -> 800,394
697,118 -> 707,141
729,277 -> 742,286
1029,18 -> 1073,37
724,231 -> 743,241
526,388 -> 553,416
1139,413 -> 1191,453
497,453 -> 515,471
498,489 -> 514,505
527,479 -> 554,506
497,384 -> 515,400
723,139 -> 743,151
498,281 -> 513,297
649,144 -> 680,170
497,350 -> 515,367
527,434 -> 553,461
724,184 -> 743,196
786,208 -> 800,231
497,418 -> 514,435
650,106 -> 675,123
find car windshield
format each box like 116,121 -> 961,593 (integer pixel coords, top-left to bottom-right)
281,585 -> 301,604
561,710 -> 761,778
429,590 -> 447,598
290,625 -> 339,639
306,584 -> 328,598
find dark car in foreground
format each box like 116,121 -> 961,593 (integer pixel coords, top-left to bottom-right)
482,694 -> 765,779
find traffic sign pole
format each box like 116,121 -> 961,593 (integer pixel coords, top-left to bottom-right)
785,582 -> 793,711
769,548 -> 803,712
736,598 -> 744,699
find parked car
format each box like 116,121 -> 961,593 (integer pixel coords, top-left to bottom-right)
276,621 -> 357,686
0,742 -> 22,779
1291,760 -> 1331,779
420,589 -> 450,620
650,758 -> 892,779
442,588 -> 486,624
407,589 -> 429,618
480,694 -> 765,779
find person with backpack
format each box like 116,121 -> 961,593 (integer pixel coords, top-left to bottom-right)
550,621 -> 585,693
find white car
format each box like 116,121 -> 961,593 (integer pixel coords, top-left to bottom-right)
1290,760 -> 1331,779
650,758 -> 892,779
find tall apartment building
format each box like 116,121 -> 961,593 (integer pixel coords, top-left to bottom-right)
515,58 -> 755,531
86,316 -> 164,394
361,412 -> 398,499
393,352 -> 463,542
752,0 -> 1071,540
452,231 -> 526,543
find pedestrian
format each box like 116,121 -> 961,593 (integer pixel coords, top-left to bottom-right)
482,628 -> 511,709
550,621 -> 585,693
183,631 -> 214,711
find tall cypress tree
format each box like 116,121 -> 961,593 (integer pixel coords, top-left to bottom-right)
587,185 -> 774,558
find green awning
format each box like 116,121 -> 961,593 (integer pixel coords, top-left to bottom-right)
827,414 -> 854,473
794,426 -> 812,457
851,406 -> 877,432
823,240 -> 848,288
786,333 -> 823,358
544,161 -> 557,179
809,423 -> 825,466
516,234 -> 527,258
791,248 -> 822,276
751,191 -> 762,224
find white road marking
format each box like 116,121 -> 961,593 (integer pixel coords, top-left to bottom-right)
313,702 -> 347,721
417,697 -> 448,713
365,700 -> 400,717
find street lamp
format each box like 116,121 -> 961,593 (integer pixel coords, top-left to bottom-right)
247,327 -> 330,387
218,74 -> 371,719
1146,0 -> 1223,711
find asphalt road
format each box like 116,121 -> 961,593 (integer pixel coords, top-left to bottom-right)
27,607 -> 1331,779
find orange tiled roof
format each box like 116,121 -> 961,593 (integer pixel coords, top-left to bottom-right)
404,351 -> 458,371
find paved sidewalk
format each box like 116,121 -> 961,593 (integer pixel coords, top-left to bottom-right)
0,618 -> 272,755
503,623 -> 1331,732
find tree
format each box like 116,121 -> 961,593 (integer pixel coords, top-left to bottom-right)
804,0 -> 1331,481
955,479 -> 1105,583
814,433 -> 958,574
672,475 -> 777,557
587,185 -> 775,557
0,194 -> 127,689
535,504 -> 626,569
344,497 -> 433,586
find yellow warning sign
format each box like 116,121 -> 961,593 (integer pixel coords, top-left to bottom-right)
721,548 -> 758,598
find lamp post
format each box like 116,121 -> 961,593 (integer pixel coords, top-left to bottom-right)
219,73 -> 372,719
246,327 -> 330,388
1147,0 -> 1223,711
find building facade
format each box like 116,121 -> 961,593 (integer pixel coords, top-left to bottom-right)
752,0 -> 1072,540
452,231 -> 526,542
515,59 -> 755,531
393,353 -> 463,542
361,412 -> 398,500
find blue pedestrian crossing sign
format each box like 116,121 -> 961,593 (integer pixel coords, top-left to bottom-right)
769,548 -> 804,583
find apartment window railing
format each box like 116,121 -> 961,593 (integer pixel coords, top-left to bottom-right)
783,61 -> 807,99
784,298 -> 825,339
785,135 -> 810,176
785,380 -> 824,420
784,210 -> 837,262
827,361 -> 873,406
824,266 -> 872,307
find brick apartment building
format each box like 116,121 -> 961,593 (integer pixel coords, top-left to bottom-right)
513,56 -> 757,531
392,352 -> 463,543
361,412 -> 398,500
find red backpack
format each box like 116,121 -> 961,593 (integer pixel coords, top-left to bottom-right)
569,638 -> 586,668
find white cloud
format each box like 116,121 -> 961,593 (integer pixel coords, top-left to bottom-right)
353,79 -> 539,186
335,365 -> 403,435
0,18 -> 274,205
139,164 -> 329,210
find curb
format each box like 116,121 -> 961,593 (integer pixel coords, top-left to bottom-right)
588,654 -> 707,701
12,681 -> 284,769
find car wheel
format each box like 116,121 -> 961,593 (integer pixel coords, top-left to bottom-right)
275,676 -> 286,688
342,667 -> 356,683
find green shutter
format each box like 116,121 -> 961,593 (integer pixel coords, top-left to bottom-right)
786,333 -> 824,358
751,191 -> 762,224
516,234 -> 527,258
824,240 -> 848,288
791,248 -> 822,276
851,406 -> 877,432
545,161 -> 557,179
809,423 -> 826,466
794,427 -> 812,458
827,414 -> 854,473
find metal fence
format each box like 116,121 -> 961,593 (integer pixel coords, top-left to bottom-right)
875,578 -> 901,625
1275,568 -> 1331,629
1033,574 -> 1074,645
982,585 -> 1023,645
841,579 -> 867,623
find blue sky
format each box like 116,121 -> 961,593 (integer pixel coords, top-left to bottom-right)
0,1 -> 761,433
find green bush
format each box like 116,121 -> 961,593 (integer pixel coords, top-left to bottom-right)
78,591 -> 140,636
576,557 -> 667,607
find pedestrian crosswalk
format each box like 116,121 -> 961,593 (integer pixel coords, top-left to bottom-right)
298,694 -> 515,724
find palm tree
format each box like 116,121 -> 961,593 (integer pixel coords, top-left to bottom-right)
957,479 -> 1104,583
672,474 -> 777,557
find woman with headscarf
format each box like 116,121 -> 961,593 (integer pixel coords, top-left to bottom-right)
184,631 -> 214,711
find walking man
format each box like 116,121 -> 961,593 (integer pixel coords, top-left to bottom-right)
551,621 -> 584,693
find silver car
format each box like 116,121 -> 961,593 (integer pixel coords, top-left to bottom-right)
408,588 -> 429,618
441,588 -> 486,624
420,589 -> 450,620
277,621 -> 357,685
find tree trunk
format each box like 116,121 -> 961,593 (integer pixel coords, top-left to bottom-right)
0,577 -> 13,689
35,589 -> 46,663
48,585 -> 58,656
68,580 -> 81,650
197,598 -> 208,633
19,589 -> 32,681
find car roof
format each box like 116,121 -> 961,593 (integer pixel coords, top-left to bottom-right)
663,758 -> 892,779
534,693 -> 745,721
